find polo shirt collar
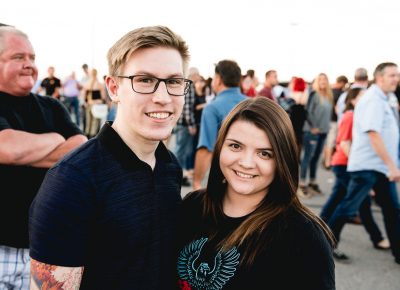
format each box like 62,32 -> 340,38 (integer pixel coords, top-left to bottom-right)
370,84 -> 389,100
217,87 -> 241,98
97,122 -> 173,169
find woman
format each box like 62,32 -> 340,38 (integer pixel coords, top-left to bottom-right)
177,97 -> 335,289
320,88 -> 389,260
82,68 -> 106,138
287,76 -> 309,156
299,73 -> 333,197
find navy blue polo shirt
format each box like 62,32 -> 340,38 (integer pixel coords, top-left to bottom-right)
29,123 -> 183,289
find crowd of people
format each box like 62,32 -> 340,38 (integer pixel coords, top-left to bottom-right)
31,63 -> 114,139
0,22 -> 400,289
175,63 -> 400,267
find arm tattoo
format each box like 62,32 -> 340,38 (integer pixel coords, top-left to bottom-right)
30,258 -> 84,290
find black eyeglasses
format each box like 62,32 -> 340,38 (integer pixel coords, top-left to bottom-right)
117,75 -> 192,96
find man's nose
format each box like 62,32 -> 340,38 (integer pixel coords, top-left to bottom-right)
152,81 -> 172,104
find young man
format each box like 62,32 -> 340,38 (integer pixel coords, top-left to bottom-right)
0,26 -> 87,289
29,26 -> 190,289
39,66 -> 62,99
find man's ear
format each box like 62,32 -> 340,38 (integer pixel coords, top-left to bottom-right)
105,76 -> 119,102
214,74 -> 221,86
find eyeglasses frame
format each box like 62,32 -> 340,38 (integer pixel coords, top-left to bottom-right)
117,75 -> 192,96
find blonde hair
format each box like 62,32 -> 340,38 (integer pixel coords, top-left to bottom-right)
107,26 -> 190,77
312,73 -> 333,102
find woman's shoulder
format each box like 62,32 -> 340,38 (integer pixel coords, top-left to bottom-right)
183,189 -> 205,205
282,209 -> 327,240
182,189 -> 206,210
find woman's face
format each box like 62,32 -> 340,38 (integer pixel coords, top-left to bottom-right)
318,74 -> 329,90
194,79 -> 205,93
219,120 -> 276,203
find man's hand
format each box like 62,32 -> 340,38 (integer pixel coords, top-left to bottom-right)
193,148 -> 212,190
388,166 -> 400,182
310,127 -> 320,134
188,126 -> 197,136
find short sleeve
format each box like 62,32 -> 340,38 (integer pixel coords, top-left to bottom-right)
197,105 -> 219,151
29,162 -> 94,266
359,99 -> 384,133
340,112 -> 354,141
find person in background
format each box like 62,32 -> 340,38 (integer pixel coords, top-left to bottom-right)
240,69 -> 257,97
257,70 -> 278,101
287,76 -> 309,156
327,62 -> 400,264
323,75 -> 349,169
177,97 -> 335,289
319,88 -> 390,258
80,63 -> 90,131
103,75 -> 117,122
192,60 -> 246,190
29,25 -> 190,289
299,73 -> 333,197
336,68 -> 369,122
62,71 -> 82,126
40,66 -> 61,99
174,67 -> 198,187
82,68 -> 106,138
192,75 -> 207,156
0,26 -> 86,289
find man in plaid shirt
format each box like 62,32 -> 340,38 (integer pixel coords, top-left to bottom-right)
174,68 -> 199,186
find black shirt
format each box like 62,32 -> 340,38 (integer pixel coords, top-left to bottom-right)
177,191 -> 335,290
0,91 -> 82,248
41,77 -> 61,97
29,123 -> 183,289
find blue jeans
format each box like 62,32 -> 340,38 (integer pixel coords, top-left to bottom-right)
321,166 -> 384,245
63,96 -> 80,126
300,132 -> 327,182
174,125 -> 194,170
328,170 -> 400,258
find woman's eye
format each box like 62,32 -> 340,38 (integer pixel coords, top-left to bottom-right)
259,151 -> 273,159
228,143 -> 241,150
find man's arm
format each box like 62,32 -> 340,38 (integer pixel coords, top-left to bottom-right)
193,147 -> 212,190
30,258 -> 83,290
30,134 -> 88,168
368,131 -> 400,181
0,129 -> 65,165
52,87 -> 61,99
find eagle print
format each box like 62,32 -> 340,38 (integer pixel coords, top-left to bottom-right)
177,237 -> 240,289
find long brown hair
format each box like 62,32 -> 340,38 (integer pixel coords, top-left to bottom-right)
201,97 -> 335,266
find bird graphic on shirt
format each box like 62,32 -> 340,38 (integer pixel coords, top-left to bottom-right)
177,237 -> 240,290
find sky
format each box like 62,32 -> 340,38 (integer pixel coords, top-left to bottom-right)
2,0 -> 400,83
